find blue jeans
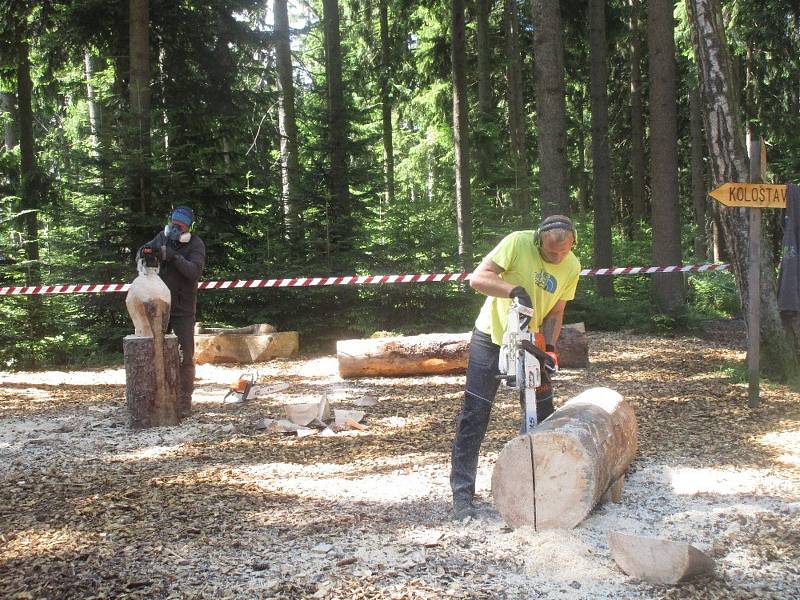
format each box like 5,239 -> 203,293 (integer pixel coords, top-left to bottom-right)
449,329 -> 554,503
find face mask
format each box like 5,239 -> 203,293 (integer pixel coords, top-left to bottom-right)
164,224 -> 191,244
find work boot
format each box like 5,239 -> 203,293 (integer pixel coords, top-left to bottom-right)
450,497 -> 475,521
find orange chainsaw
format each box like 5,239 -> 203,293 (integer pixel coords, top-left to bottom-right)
223,372 -> 257,403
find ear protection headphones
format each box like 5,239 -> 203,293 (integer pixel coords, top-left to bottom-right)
534,215 -> 577,247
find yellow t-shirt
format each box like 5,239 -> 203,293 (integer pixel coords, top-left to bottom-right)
474,230 -> 581,345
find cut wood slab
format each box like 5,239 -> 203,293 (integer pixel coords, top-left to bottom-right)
492,387 -> 637,530
337,324 -> 588,378
608,531 -> 715,584
194,331 -> 298,364
283,397 -> 331,427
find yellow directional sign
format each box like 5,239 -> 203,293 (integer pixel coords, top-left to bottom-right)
709,183 -> 787,208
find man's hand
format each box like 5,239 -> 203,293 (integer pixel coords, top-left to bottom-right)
509,285 -> 532,309
161,245 -> 177,262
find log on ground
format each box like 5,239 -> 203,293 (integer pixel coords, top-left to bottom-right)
337,333 -> 471,378
195,331 -> 299,364
491,387 -> 638,530
124,333 -> 181,429
337,324 -> 587,378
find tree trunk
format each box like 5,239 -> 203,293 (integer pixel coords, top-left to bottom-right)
575,84 -> 589,217
629,0 -> 647,230
129,0 -> 151,218
492,387 -> 638,530
686,0 -> 799,381
124,333 -> 181,428
275,0 -> 303,251
452,0 -> 473,272
590,0 -> 614,298
689,84 -> 708,260
648,0 -> 686,314
532,0 -> 570,217
16,39 -> 41,286
475,0 -> 492,195
379,0 -> 395,208
84,50 -> 101,153
504,0 -> 530,218
476,0 -> 492,118
323,0 -> 352,262
1,91 -> 18,150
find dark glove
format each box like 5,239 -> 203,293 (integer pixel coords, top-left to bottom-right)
544,344 -> 558,374
509,285 -> 532,309
161,244 -> 176,262
509,285 -> 532,329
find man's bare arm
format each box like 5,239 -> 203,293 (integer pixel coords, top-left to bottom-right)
469,257 -> 515,298
541,299 -> 567,347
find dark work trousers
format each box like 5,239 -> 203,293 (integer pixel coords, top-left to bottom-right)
449,329 -> 555,504
168,315 -> 195,417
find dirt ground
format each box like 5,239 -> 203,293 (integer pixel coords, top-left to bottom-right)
1,320 -> 799,599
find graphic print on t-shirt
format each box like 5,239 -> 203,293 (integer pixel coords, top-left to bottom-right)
534,270 -> 557,294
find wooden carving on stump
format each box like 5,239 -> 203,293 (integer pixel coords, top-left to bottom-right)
123,254 -> 181,428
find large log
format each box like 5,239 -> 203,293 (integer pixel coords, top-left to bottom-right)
124,333 -> 181,428
337,333 -> 471,378
194,331 -> 299,364
337,324 -> 587,378
491,387 -> 637,530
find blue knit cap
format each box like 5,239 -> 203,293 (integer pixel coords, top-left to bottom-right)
171,206 -> 194,227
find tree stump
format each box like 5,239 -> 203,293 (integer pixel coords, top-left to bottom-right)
124,333 -> 181,428
491,387 -> 638,530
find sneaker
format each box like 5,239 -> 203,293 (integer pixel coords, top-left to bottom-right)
450,498 -> 475,521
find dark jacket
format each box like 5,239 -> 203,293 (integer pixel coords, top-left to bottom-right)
778,184 -> 800,312
142,231 -> 206,318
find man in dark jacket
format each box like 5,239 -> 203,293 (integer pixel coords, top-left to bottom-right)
141,206 -> 206,417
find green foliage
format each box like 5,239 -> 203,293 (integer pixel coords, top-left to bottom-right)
0,0 -> 795,370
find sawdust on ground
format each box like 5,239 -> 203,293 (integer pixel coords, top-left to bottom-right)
1,319 -> 798,599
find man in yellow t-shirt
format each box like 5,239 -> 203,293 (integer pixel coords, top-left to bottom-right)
450,215 -> 581,520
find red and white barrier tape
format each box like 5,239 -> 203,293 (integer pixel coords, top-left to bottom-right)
0,263 -> 731,297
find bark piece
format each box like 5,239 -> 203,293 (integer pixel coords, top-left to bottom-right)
194,331 -> 298,364
124,334 -> 181,429
344,418 -> 368,431
492,387 -> 637,529
608,531 -> 715,584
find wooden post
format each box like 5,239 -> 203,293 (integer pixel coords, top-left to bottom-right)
747,136 -> 762,407
124,332 -> 181,428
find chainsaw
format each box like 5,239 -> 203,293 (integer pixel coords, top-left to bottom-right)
224,371 -> 258,403
497,300 -> 542,433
